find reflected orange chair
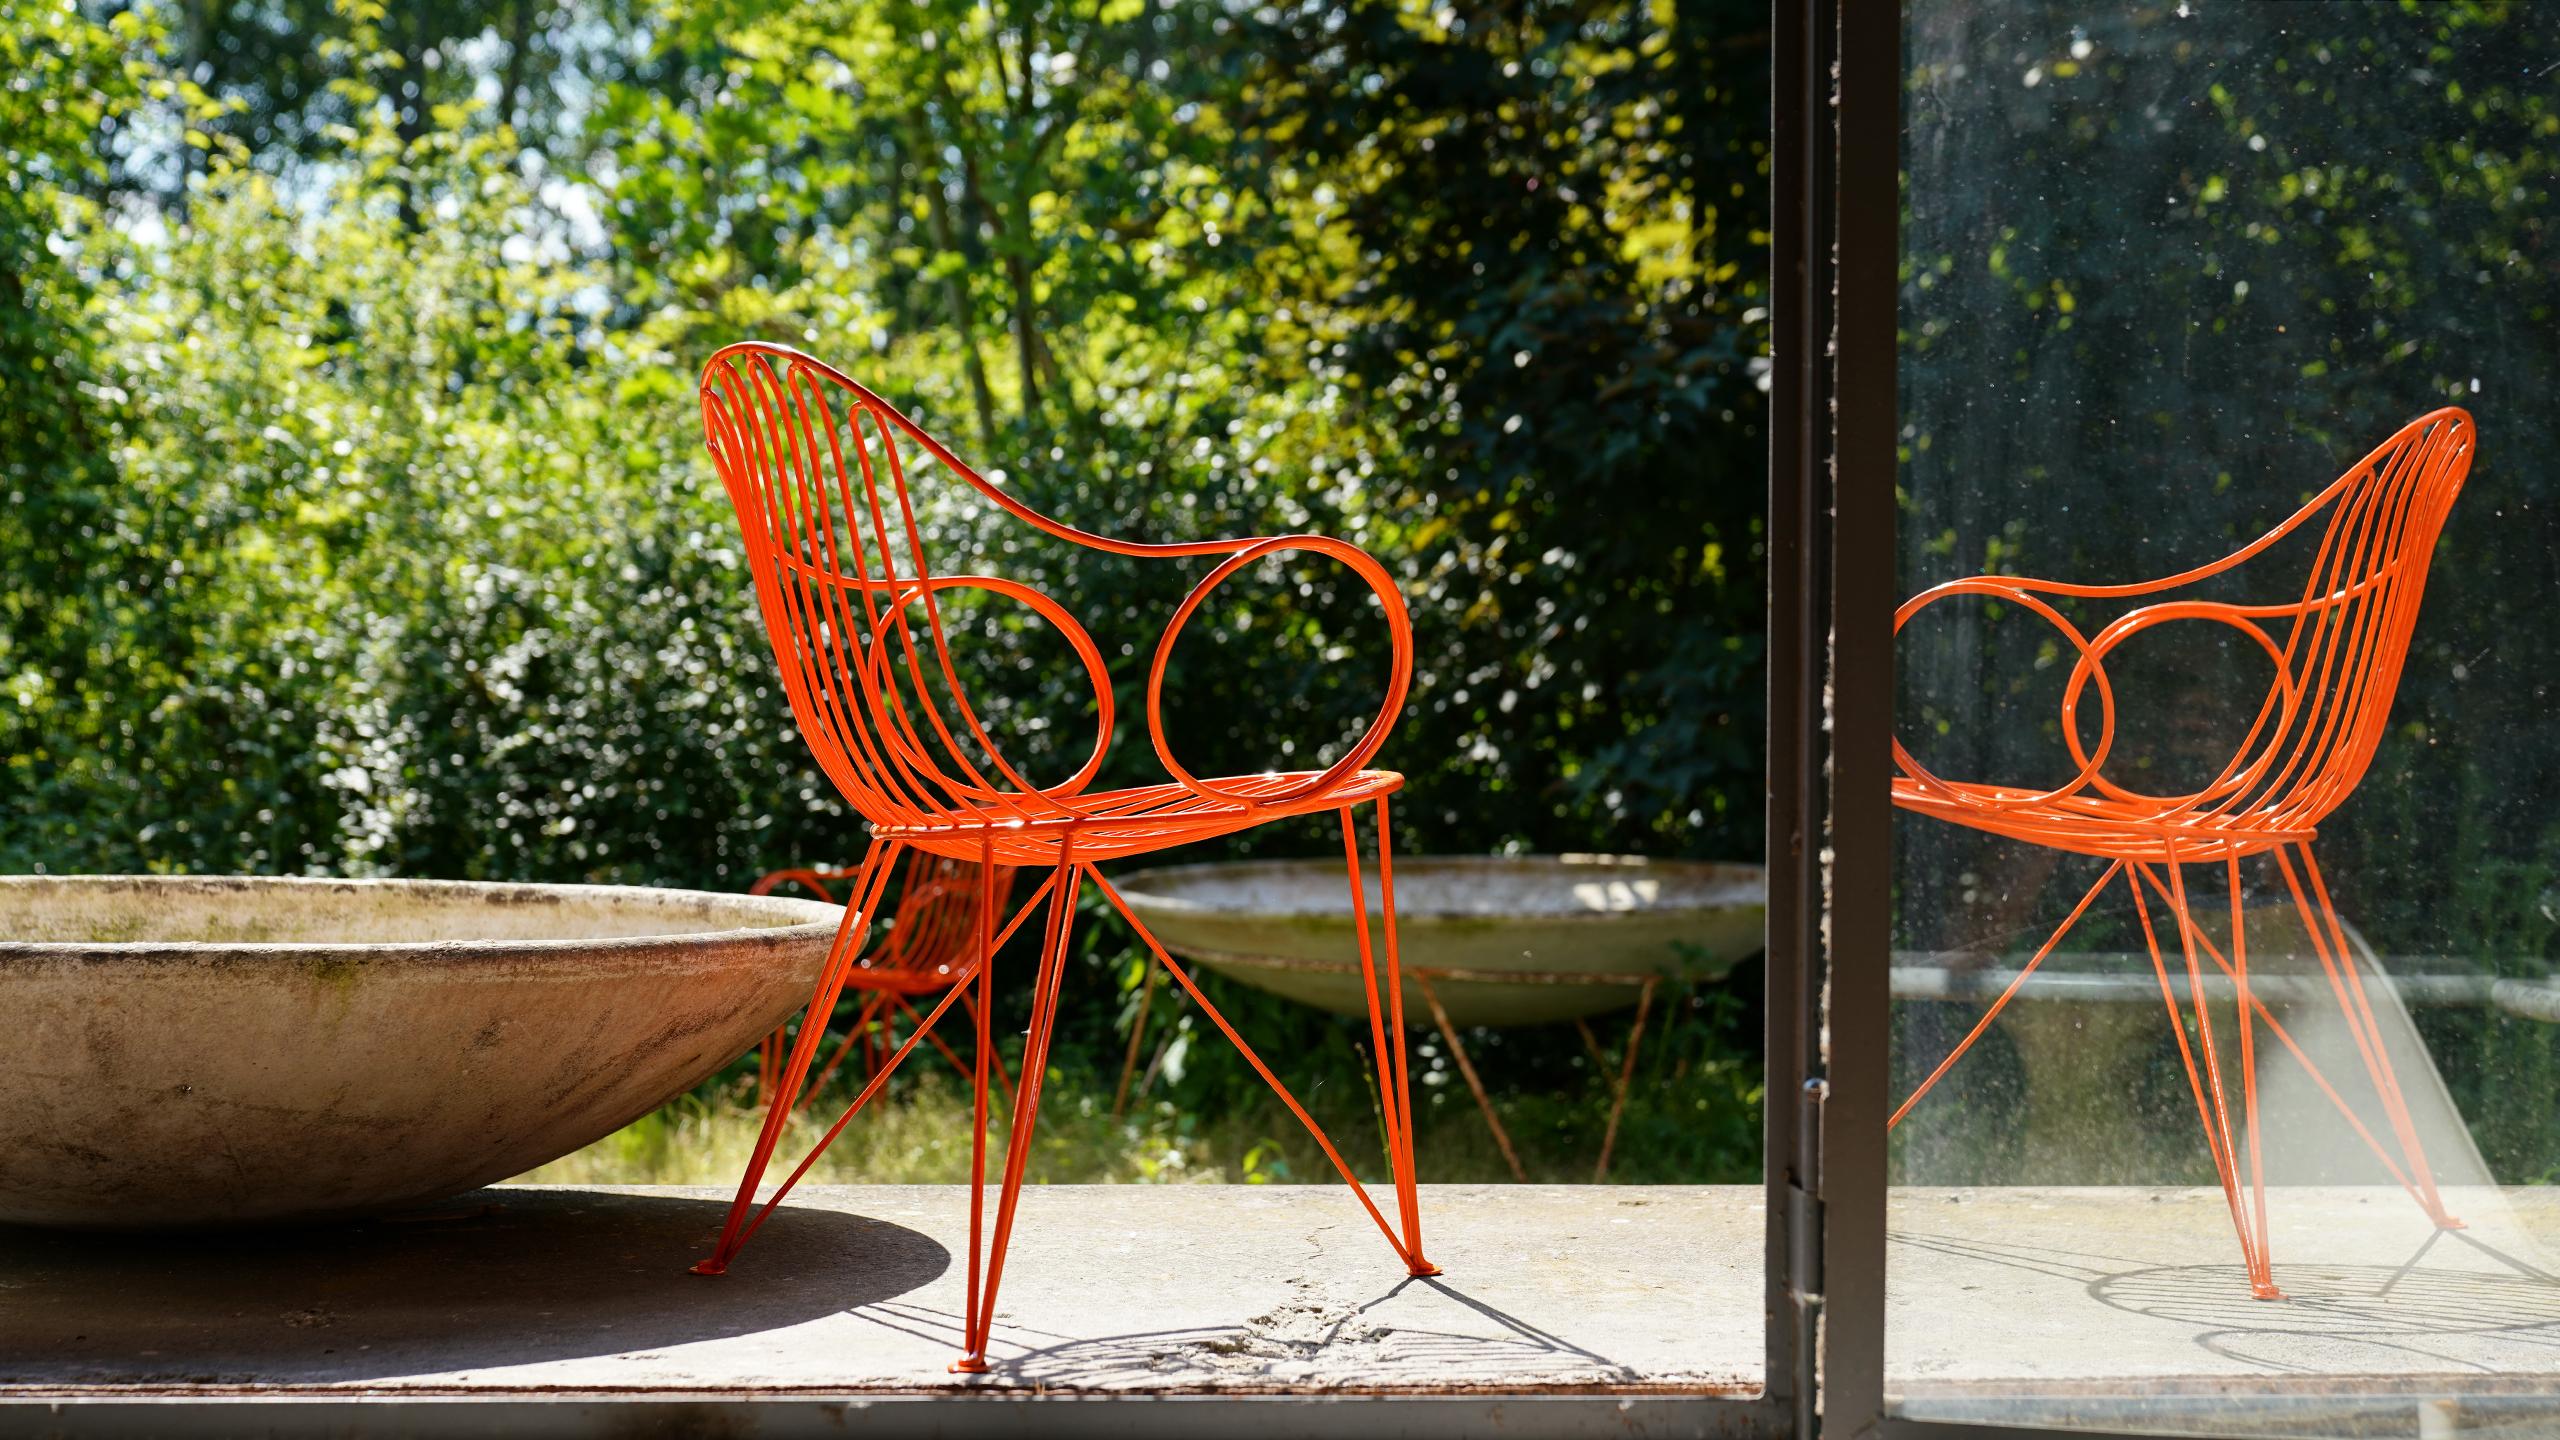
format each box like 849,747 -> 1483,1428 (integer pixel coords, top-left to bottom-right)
747,853 -> 1018,1106
1892,409 -> 2476,1299
692,341 -> 1434,1371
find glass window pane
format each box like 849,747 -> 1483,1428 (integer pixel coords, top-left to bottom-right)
1890,4 -> 2560,1432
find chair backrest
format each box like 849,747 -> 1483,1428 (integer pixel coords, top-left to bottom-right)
872,852 -> 1019,980
698,342 -> 1117,834
750,853 -> 1019,980
2191,408 -> 2475,833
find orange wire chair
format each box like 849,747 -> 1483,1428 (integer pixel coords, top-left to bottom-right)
746,853 -> 1019,1107
1892,409 -> 2476,1300
691,341 -> 1435,1371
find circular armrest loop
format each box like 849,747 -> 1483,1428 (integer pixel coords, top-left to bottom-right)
1146,535 -> 1413,809
884,575 -> 1117,802
1893,577 -> 2120,811
2059,601 -> 2300,812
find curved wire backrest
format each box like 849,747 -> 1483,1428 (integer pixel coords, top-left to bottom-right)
1898,408 -> 2473,838
701,339 -> 1415,836
2244,407 -> 2474,830
700,342 -> 1133,833
750,851 -> 1019,986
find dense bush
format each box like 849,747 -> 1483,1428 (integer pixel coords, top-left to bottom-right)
6,0 -> 1766,881
2,0 -> 1769,1181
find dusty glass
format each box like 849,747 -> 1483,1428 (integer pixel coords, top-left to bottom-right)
1887,4 -> 2560,1433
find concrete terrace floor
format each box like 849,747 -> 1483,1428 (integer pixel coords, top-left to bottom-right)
4,1183 -> 2560,1412
0,1185 -> 1757,1395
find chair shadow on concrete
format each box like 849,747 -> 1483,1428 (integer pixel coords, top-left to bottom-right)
0,1188 -> 946,1386
1895,1226 -> 2560,1378
840,1275 -> 1640,1390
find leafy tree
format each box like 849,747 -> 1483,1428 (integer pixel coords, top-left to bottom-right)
1234,0 -> 1771,852
3,0 -> 1772,1181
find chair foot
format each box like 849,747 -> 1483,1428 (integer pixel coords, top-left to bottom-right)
2251,1281 -> 2286,1301
2436,1213 -> 2468,1231
688,1258 -> 728,1277
949,1355 -> 990,1374
1408,1258 -> 1443,1278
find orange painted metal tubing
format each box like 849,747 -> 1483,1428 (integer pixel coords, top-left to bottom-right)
690,342 -> 1434,1372
1890,410 -> 2476,1300
748,854 -> 1018,1103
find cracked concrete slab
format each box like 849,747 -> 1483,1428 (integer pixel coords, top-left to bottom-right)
9,1181 -> 2559,1412
0,1184 -> 1760,1395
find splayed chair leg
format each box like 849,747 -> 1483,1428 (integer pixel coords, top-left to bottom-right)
2128,865 -> 2258,1298
956,840 -> 1002,1371
1087,864 -> 1431,1276
701,851 -> 1061,1282
1888,860 -> 2122,1131
1346,795 -> 1436,1273
2228,854 -> 2279,1299
694,840 -> 900,1276
954,842 -> 1082,1374
2278,842 -> 2461,1230
2134,856 -> 2455,1280
2149,853 -> 2280,1299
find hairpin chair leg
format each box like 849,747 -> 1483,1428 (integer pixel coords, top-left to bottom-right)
2151,853 -> 2281,1298
1344,794 -> 1435,1274
957,844 -> 998,1369
696,857 -> 1063,1281
2278,843 -> 2462,1230
2132,856 -> 2460,1288
694,839 -> 901,1275
2228,854 -> 2277,1298
1087,866 -> 1436,1277
757,866 -> 1015,1112
1887,860 -> 2124,1131
953,845 -> 1083,1373
1882,852 -> 2282,1297
2127,864 -> 2261,1297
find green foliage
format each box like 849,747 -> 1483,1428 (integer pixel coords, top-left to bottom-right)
4,1 -> 196,861
2,0 -> 1767,1179
1891,4 -> 2560,1182
1237,0 -> 1770,848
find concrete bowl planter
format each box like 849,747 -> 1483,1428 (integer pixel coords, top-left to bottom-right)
1111,855 -> 1765,1028
0,874 -> 840,1229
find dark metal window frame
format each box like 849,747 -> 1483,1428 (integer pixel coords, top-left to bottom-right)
1788,5 -> 2179,1436
1782,6 -> 2528,1439
1780,0 -> 1896,1434
15,6 -> 1854,1435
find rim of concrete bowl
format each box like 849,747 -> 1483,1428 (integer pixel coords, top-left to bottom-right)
1112,853 -> 1766,922
0,874 -> 844,966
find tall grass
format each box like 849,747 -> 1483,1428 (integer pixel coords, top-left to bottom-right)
515,969 -> 1766,1188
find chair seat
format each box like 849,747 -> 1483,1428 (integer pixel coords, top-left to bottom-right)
1893,775 -> 2313,862
877,769 -> 1406,867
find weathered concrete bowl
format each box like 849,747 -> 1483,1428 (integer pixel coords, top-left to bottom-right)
0,875 -> 840,1229
1112,855 -> 1765,1028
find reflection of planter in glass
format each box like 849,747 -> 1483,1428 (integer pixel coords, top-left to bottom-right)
0,875 -> 837,1228
1111,855 -> 1766,1029
1892,899 -> 2492,1191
